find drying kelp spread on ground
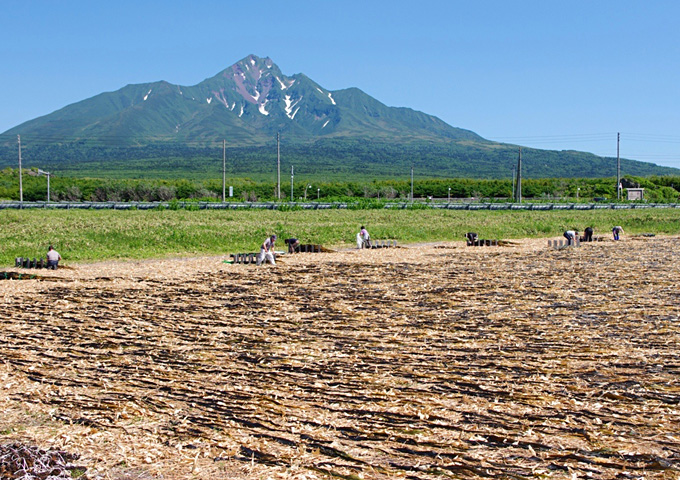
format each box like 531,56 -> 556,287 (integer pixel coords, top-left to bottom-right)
1,237 -> 679,479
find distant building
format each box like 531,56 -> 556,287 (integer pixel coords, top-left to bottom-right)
626,188 -> 644,201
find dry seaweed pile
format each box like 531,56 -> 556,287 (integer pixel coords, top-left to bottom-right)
1,237 -> 679,479
0,442 -> 86,479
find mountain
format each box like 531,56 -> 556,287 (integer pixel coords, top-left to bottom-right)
1,54 -> 678,179
2,54 -> 480,145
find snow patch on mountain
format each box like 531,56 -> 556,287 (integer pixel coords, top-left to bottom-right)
284,95 -> 303,119
322,120 -> 330,128
275,76 -> 287,90
259,100 -> 269,115
239,104 -> 244,117
206,98 -> 212,104
327,92 -> 336,105
143,89 -> 152,101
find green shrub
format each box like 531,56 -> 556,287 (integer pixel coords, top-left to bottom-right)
278,204 -> 303,212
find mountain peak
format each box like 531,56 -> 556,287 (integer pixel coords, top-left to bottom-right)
3,54 -> 482,145
240,54 -> 273,68
224,55 -> 289,108
3,54 -> 678,178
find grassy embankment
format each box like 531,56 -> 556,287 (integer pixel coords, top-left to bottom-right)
1,208 -> 679,265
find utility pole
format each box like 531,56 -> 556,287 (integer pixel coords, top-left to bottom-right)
616,132 -> 621,200
512,167 -> 516,201
17,135 -> 23,204
410,165 -> 414,203
37,169 -> 51,202
277,133 -> 281,200
290,165 -> 294,202
515,147 -> 522,203
222,139 -> 226,202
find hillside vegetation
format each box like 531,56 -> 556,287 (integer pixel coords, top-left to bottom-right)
1,140 -> 678,181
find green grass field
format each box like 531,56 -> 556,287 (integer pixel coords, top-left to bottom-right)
1,208 -> 679,265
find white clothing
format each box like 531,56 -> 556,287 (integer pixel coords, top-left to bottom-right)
358,228 -> 370,248
257,236 -> 276,265
47,250 -> 61,262
257,249 -> 276,265
262,237 -> 274,251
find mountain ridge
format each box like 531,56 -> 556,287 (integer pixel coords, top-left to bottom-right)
1,54 -> 484,145
1,54 -> 678,179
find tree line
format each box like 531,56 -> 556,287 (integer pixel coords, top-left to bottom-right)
1,167 -> 679,203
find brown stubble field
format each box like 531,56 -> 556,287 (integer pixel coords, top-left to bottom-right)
1,236 -> 679,479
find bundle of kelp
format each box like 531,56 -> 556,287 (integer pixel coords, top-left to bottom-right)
0,442 -> 87,479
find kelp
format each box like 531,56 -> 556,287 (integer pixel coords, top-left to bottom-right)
1,237 -> 679,479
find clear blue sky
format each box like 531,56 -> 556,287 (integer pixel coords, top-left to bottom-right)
2,0 -> 679,168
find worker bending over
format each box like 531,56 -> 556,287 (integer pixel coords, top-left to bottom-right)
563,229 -> 578,246
257,235 -> 277,265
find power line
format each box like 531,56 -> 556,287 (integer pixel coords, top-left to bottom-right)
622,153 -> 680,158
489,132 -> 615,141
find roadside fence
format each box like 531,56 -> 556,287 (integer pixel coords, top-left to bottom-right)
0,201 -> 678,211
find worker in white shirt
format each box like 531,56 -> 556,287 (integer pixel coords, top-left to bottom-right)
46,245 -> 62,269
256,235 -> 277,265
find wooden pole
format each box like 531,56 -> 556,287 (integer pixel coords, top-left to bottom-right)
512,167 -> 516,201
515,147 -> 522,203
18,135 -> 23,204
222,139 -> 226,202
616,132 -> 621,200
277,133 -> 281,200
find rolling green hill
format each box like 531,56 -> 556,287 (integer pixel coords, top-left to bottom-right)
1,139 -> 675,182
